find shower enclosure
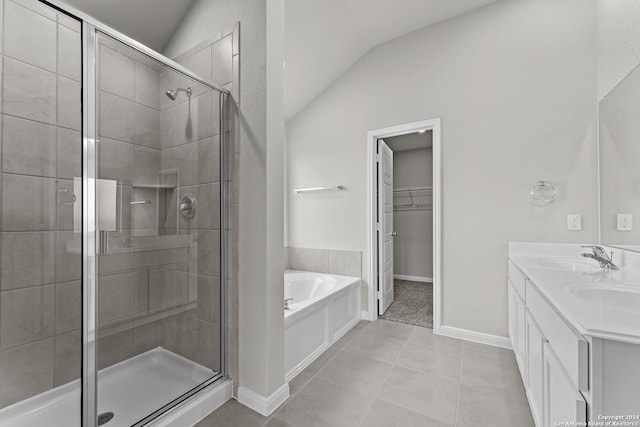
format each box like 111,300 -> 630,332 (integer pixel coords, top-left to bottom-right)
0,1 -> 229,426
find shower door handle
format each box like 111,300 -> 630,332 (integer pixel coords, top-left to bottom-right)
98,230 -> 109,254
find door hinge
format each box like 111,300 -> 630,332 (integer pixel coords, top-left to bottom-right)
376,222 -> 381,231
377,291 -> 382,299
376,154 -> 381,162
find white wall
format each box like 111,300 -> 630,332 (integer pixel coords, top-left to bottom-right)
596,1 -> 640,248
392,147 -> 433,279
287,0 -> 598,337
166,0 -> 286,400
596,0 -> 640,99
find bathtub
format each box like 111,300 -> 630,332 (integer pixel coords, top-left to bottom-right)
284,270 -> 361,381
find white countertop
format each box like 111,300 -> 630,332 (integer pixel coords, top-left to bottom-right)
509,243 -> 640,345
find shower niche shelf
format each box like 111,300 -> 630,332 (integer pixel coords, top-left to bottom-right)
130,170 -> 183,236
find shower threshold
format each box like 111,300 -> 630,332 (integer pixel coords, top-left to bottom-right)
0,347 -> 218,427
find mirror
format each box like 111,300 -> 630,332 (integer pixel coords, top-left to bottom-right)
599,62 -> 640,250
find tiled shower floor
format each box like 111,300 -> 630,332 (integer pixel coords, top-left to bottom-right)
0,347 -> 214,427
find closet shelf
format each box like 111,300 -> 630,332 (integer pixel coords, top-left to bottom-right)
393,186 -> 432,211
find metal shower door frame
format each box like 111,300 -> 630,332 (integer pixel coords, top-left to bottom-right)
81,21 -> 98,427
30,0 -> 234,425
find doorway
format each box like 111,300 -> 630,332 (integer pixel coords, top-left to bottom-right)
379,132 -> 433,327
366,119 -> 441,333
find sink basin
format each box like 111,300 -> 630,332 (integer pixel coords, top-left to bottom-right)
565,283 -> 640,314
528,257 -> 603,273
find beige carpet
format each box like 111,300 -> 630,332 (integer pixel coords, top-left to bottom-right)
380,279 -> 433,328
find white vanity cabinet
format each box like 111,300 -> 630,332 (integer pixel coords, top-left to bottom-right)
525,310 -> 545,426
508,260 -> 588,427
543,342 -> 587,425
507,263 -> 527,374
508,245 -> 640,426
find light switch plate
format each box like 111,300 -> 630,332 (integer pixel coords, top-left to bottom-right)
617,214 -> 633,231
567,214 -> 582,231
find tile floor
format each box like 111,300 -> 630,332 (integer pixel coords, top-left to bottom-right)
196,320 -> 535,427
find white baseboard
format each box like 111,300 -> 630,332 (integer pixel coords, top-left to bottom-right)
237,382 -> 289,416
152,379 -> 232,426
393,274 -> 432,283
438,325 -> 512,349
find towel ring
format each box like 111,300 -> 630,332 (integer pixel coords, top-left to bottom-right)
531,181 -> 555,206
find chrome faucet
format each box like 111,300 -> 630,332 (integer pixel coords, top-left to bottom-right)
580,245 -> 619,270
284,298 -> 294,310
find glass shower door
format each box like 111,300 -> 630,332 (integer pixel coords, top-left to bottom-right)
94,32 -> 223,426
0,2 -> 82,425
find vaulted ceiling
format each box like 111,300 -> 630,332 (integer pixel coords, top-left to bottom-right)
284,0 -> 498,119
60,0 -> 497,119
61,0 -> 196,52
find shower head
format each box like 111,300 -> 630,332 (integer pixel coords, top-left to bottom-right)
165,87 -> 192,100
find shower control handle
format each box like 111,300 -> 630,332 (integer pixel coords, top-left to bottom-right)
179,194 -> 197,220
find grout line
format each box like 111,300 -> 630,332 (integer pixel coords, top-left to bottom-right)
279,328 -> 354,407
2,52 -> 58,78
267,345 -> 343,427
0,111 -> 72,130
388,324 -> 415,368
356,324 -> 415,427
453,341 -> 466,427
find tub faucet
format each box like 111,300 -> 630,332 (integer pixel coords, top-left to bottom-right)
580,245 -> 619,270
284,298 -> 294,310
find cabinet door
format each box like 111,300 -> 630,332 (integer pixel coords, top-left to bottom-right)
515,292 -> 527,375
544,342 -> 587,426
508,281 -> 516,349
526,310 -> 544,427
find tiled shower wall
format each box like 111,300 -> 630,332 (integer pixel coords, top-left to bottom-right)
94,33 -> 229,373
171,23 -> 240,394
0,0 -> 238,409
95,36 -> 204,371
0,0 -> 82,408
286,247 -> 363,278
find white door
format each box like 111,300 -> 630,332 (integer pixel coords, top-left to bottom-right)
378,139 -> 394,315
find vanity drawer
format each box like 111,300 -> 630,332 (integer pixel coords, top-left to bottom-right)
508,260 -> 527,299
526,281 -> 589,392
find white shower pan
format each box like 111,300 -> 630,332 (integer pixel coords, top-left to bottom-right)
0,347 -> 226,427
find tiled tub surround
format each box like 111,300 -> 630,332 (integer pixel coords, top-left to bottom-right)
286,247 -> 362,277
508,243 -> 640,424
284,270 -> 361,382
0,0 -> 83,409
